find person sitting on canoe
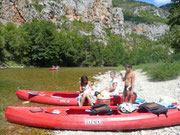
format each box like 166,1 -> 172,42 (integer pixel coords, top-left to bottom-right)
120,64 -> 135,103
101,71 -> 120,96
77,75 -> 95,106
56,66 -> 59,69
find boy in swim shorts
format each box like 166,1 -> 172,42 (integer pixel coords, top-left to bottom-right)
120,64 -> 135,103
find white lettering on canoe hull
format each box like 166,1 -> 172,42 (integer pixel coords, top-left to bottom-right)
85,120 -> 102,125
60,100 -> 70,103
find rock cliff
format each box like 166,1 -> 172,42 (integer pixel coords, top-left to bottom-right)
124,21 -> 169,41
123,5 -> 170,40
0,0 -> 124,39
0,0 -> 169,41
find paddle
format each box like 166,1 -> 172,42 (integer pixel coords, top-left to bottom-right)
28,92 -> 40,96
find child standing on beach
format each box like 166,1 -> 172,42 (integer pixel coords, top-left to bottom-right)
120,64 -> 135,103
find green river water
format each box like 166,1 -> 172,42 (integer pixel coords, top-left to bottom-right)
0,67 -> 116,135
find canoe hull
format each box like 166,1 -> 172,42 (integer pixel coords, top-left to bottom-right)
5,106 -> 180,130
49,68 -> 59,70
16,89 -> 137,106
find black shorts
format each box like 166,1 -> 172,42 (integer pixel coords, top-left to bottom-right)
124,85 -> 132,91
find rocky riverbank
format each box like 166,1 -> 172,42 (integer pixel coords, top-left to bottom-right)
54,69 -> 180,135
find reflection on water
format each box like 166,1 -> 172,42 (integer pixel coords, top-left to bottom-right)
1,67 -> 115,91
0,67 -> 116,134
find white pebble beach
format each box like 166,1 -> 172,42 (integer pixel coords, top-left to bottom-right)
54,69 -> 180,135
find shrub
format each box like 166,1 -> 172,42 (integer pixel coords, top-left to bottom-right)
123,10 -> 168,24
142,61 -> 180,81
124,34 -> 170,65
23,20 -> 58,66
3,22 -> 31,64
32,3 -> 45,12
0,20 -> 174,67
103,34 -> 126,66
72,20 -> 94,33
0,22 -> 5,63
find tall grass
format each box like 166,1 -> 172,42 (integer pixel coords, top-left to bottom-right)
140,61 -> 180,81
116,60 -> 180,81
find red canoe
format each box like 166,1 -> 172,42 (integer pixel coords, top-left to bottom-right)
49,67 -> 59,70
5,106 -> 180,130
16,89 -> 137,106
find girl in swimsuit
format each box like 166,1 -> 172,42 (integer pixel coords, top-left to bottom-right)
78,75 -> 94,106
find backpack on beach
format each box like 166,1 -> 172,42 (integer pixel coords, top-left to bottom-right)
139,102 -> 168,117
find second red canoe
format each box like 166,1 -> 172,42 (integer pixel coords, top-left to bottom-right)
16,89 -> 137,106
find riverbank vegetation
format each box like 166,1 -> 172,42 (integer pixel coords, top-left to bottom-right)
0,19 -> 172,67
0,0 -> 179,81
113,0 -> 168,24
142,61 -> 180,81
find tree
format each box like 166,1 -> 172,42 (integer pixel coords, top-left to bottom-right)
0,22 -> 5,63
104,34 -> 126,66
168,0 -> 180,52
4,22 -> 31,64
23,20 -> 58,66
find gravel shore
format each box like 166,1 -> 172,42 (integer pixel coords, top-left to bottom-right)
54,69 -> 180,135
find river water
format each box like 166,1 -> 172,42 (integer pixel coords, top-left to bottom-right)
0,67 -> 116,135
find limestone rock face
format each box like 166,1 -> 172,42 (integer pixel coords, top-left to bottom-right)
122,5 -> 170,41
133,6 -> 170,19
124,21 -> 169,41
0,0 -> 122,38
111,7 -> 124,35
39,1 -> 65,22
62,0 -> 112,28
0,0 -> 170,41
0,0 -> 39,25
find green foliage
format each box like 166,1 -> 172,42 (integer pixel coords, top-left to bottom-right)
0,20 -> 173,68
112,0 -> 154,8
57,19 -> 95,33
54,31 -> 104,66
32,2 -> 45,12
56,16 -> 71,31
123,9 -> 168,24
141,61 -> 180,81
172,52 -> 180,61
22,20 -> 103,67
53,0 -> 61,3
3,22 -> 31,64
103,32 -> 170,66
0,22 -> 5,63
4,61 -> 25,67
165,25 -> 180,53
32,0 -> 44,2
138,11 -> 168,24
160,3 -> 176,11
123,34 -> 170,65
23,20 -> 58,66
169,0 -> 180,27
168,0 -> 180,53
103,34 -> 126,66
113,0 -> 168,24
72,20 -> 94,33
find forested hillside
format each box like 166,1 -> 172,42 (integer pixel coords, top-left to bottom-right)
0,0 -> 179,68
